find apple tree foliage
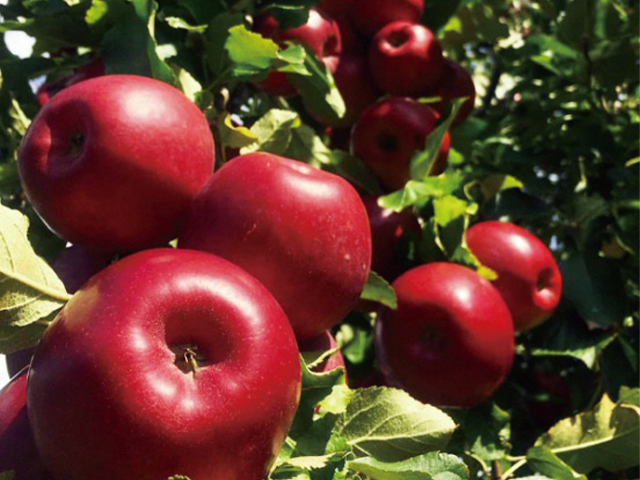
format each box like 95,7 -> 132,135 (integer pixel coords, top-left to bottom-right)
0,0 -> 638,479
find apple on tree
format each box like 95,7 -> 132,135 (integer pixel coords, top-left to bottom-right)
27,248 -> 301,480
178,152 -> 372,341
351,96 -> 450,191
254,7 -> 342,97
0,369 -> 54,480
18,74 -> 215,254
369,21 -> 444,96
35,57 -> 105,107
426,58 -> 476,127
375,262 -> 515,407
349,0 -> 424,38
466,220 -> 563,331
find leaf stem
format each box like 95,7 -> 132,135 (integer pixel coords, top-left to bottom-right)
501,458 -> 527,479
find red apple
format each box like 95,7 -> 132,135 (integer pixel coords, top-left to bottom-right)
349,0 -> 424,38
318,0 -> 355,17
27,248 -> 301,480
6,245 -> 113,378
178,152 -> 372,341
375,262 -> 515,407
254,8 -> 342,97
0,369 -> 54,480
298,330 -> 346,375
332,11 -> 368,55
18,75 -> 215,254
363,195 -> 421,280
427,58 -> 476,127
351,97 -> 450,191
369,21 -> 444,96
465,221 -> 563,331
317,53 -> 381,127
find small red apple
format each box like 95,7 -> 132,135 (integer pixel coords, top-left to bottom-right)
254,8 -> 342,97
369,21 -> 444,96
18,75 -> 215,254
349,0 -> 424,38
298,330 -> 346,375
465,221 -> 563,331
316,53 -> 381,127
27,248 -> 301,480
351,97 -> 450,191
178,152 -> 372,341
375,262 -> 514,407
363,195 -> 421,280
318,0 -> 356,17
426,58 -> 476,127
0,369 -> 54,480
36,57 -> 105,107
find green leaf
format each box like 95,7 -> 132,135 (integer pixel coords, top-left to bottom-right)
101,0 -> 177,85
458,402 -> 511,466
526,446 -> 588,480
217,112 -> 258,150
348,452 -> 469,480
379,173 -> 466,212
337,387 -> 457,462
225,24 -> 280,73
360,271 -> 397,310
618,386 -> 640,406
288,44 -> 345,124
535,393 -> 640,473
560,250 -> 628,328
432,195 -> 474,227
0,203 -> 70,353
410,98 -> 465,181
240,109 -> 301,155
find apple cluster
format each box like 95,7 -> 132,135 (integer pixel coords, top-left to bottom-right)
253,0 -> 475,191
248,0 -> 563,408
2,74 -> 370,480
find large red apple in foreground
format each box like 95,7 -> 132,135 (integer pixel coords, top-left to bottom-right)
466,221 -> 562,331
27,249 -> 301,480
0,369 -> 54,480
254,8 -> 342,97
179,152 -> 372,340
18,75 -> 215,254
351,97 -> 450,191
375,263 -> 514,407
369,21 -> 444,96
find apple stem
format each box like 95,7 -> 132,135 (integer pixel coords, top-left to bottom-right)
184,347 -> 199,375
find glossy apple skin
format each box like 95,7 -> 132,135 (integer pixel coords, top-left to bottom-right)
351,97 -> 450,191
317,53 -> 380,127
178,152 -> 372,341
465,221 -> 563,331
349,0 -> 424,38
255,8 -> 342,97
27,249 -> 301,480
363,195 -> 420,280
298,330 -> 346,375
427,58 -> 476,127
0,369 -> 54,480
6,245 -> 113,377
369,21 -> 444,96
375,263 -> 515,407
18,75 -> 215,254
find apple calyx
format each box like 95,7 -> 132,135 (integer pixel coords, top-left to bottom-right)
171,344 -> 207,375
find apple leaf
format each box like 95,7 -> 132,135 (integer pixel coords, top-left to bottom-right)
337,387 -> 457,462
288,44 -> 345,124
379,172 -> 466,212
526,446 -> 588,480
101,0 -> 178,85
241,109 -> 301,154
360,271 -> 397,310
347,452 -> 469,480
217,112 -> 258,150
224,25 -> 308,81
0,203 -> 70,353
534,392 -> 640,473
618,386 -> 640,406
410,98 -> 465,181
